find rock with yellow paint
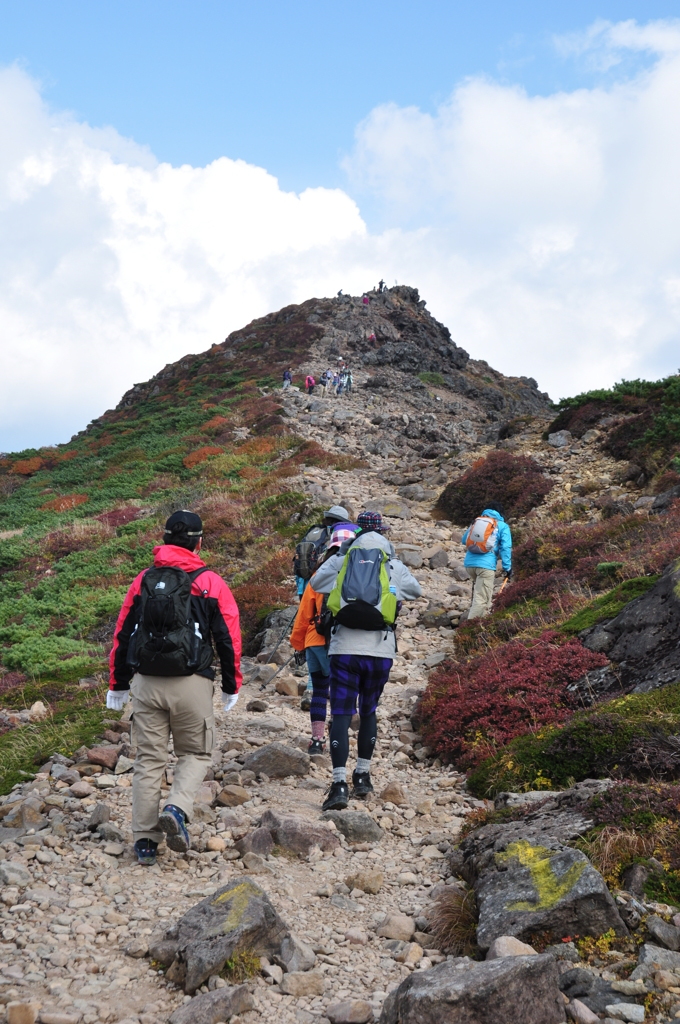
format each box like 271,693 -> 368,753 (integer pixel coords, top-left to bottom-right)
166,876 -> 290,993
474,840 -> 627,951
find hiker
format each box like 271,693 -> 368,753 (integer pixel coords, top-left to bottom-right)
378,279 -> 385,293
291,526 -> 357,754
346,368 -> 353,394
107,510 -> 241,866
305,373 -> 316,395
294,505 -> 356,599
461,503 -> 512,619
282,368 -> 293,390
362,295 -> 370,309
310,511 -> 421,810
320,369 -> 331,398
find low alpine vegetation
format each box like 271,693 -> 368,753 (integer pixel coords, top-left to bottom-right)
419,632 -> 608,769
435,450 -> 553,524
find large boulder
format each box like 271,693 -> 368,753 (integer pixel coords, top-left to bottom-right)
167,877 -> 289,992
242,742 -> 310,778
474,839 -> 627,951
379,953 -> 566,1024
580,558 -> 680,692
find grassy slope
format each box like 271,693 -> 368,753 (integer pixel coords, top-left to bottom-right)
0,300 -> 360,792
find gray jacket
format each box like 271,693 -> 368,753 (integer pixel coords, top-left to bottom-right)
310,531 -> 422,658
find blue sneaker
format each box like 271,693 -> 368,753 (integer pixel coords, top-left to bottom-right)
158,804 -> 190,853
134,838 -> 158,866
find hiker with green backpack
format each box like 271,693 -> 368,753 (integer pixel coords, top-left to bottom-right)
107,510 -> 242,866
461,502 -> 512,619
309,510 -> 421,811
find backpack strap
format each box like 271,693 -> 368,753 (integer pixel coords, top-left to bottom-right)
188,566 -> 211,594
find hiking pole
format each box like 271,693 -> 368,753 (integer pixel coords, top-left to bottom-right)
259,653 -> 296,691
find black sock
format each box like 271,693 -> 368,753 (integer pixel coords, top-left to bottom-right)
329,714 -> 352,769
357,712 -> 377,761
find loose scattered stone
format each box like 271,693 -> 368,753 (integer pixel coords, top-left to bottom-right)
279,970 -> 325,996
486,935 -> 538,959
217,784 -> 251,806
376,914 -> 416,941
168,984 -> 255,1024
321,810 -> 383,843
242,741 -> 310,777
326,998 -> 374,1023
87,745 -> 120,769
345,868 -> 384,894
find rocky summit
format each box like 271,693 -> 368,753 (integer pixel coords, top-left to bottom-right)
2,287 -> 680,1023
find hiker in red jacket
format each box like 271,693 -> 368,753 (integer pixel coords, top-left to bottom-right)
108,510 -> 241,866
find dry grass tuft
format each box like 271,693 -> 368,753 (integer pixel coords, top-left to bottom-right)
578,825 -> 656,882
428,886 -> 479,957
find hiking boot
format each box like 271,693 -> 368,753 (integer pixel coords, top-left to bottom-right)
158,804 -> 190,853
322,781 -> 349,812
308,738 -> 325,756
300,691 -> 312,711
352,771 -> 374,799
134,838 -> 158,866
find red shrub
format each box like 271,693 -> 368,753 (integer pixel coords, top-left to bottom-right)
40,494 -> 88,512
436,450 -> 553,523
12,457 -> 45,475
232,551 -> 295,640
183,446 -> 223,469
95,507 -> 141,528
419,632 -> 608,768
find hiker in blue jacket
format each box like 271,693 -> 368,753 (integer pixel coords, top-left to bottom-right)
461,504 -> 512,619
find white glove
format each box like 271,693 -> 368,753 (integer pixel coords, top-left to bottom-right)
222,692 -> 239,713
106,690 -> 130,711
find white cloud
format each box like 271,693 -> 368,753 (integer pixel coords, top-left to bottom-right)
0,66 -> 367,451
345,18 -> 680,398
3,21 -> 680,449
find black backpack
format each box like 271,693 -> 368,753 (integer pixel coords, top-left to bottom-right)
127,566 -> 212,677
312,593 -> 334,643
293,525 -> 329,581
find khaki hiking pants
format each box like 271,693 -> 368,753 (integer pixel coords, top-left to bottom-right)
467,567 -> 496,619
130,673 -> 215,843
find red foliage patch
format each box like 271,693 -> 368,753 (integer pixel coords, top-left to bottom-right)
40,493 -> 89,512
419,631 -> 608,767
0,672 -> 29,697
436,450 -> 553,523
515,502 -> 680,581
232,551 -> 295,641
95,507 -> 141,528
200,415 -> 231,432
183,446 -> 223,469
11,456 -> 45,475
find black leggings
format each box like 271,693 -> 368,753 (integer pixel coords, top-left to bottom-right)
329,712 -> 377,768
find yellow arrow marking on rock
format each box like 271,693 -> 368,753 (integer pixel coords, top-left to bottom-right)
496,840 -> 586,911
212,881 -> 262,931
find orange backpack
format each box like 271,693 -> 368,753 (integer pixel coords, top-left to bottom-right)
465,516 -> 499,555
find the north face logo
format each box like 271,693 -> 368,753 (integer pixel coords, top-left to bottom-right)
154,581 -> 166,589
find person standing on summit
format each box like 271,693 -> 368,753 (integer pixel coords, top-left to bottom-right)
461,503 -> 512,619
107,510 -> 241,866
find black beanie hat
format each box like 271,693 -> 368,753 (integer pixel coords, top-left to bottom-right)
163,509 -> 203,541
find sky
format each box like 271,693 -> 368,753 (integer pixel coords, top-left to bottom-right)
2,2 -> 680,450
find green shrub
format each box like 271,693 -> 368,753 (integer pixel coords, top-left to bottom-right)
560,576 -> 659,634
467,683 -> 680,797
418,372 -> 445,386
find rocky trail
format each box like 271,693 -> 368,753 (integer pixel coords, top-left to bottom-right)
2,299 -> 679,1024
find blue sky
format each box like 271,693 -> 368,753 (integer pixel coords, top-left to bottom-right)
2,4 -> 680,449
2,1 -> 678,198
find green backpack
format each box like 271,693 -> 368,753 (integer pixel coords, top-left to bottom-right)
328,546 -> 397,631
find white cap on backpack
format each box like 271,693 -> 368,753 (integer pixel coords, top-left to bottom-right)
324,505 -> 350,522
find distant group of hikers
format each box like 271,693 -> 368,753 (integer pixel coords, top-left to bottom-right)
283,365 -> 354,396
107,495 -> 511,863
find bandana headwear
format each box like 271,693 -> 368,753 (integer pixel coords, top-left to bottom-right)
357,511 -> 388,533
330,527 -> 357,548
164,509 -> 203,539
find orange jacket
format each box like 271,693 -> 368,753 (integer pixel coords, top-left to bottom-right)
290,584 -> 326,650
